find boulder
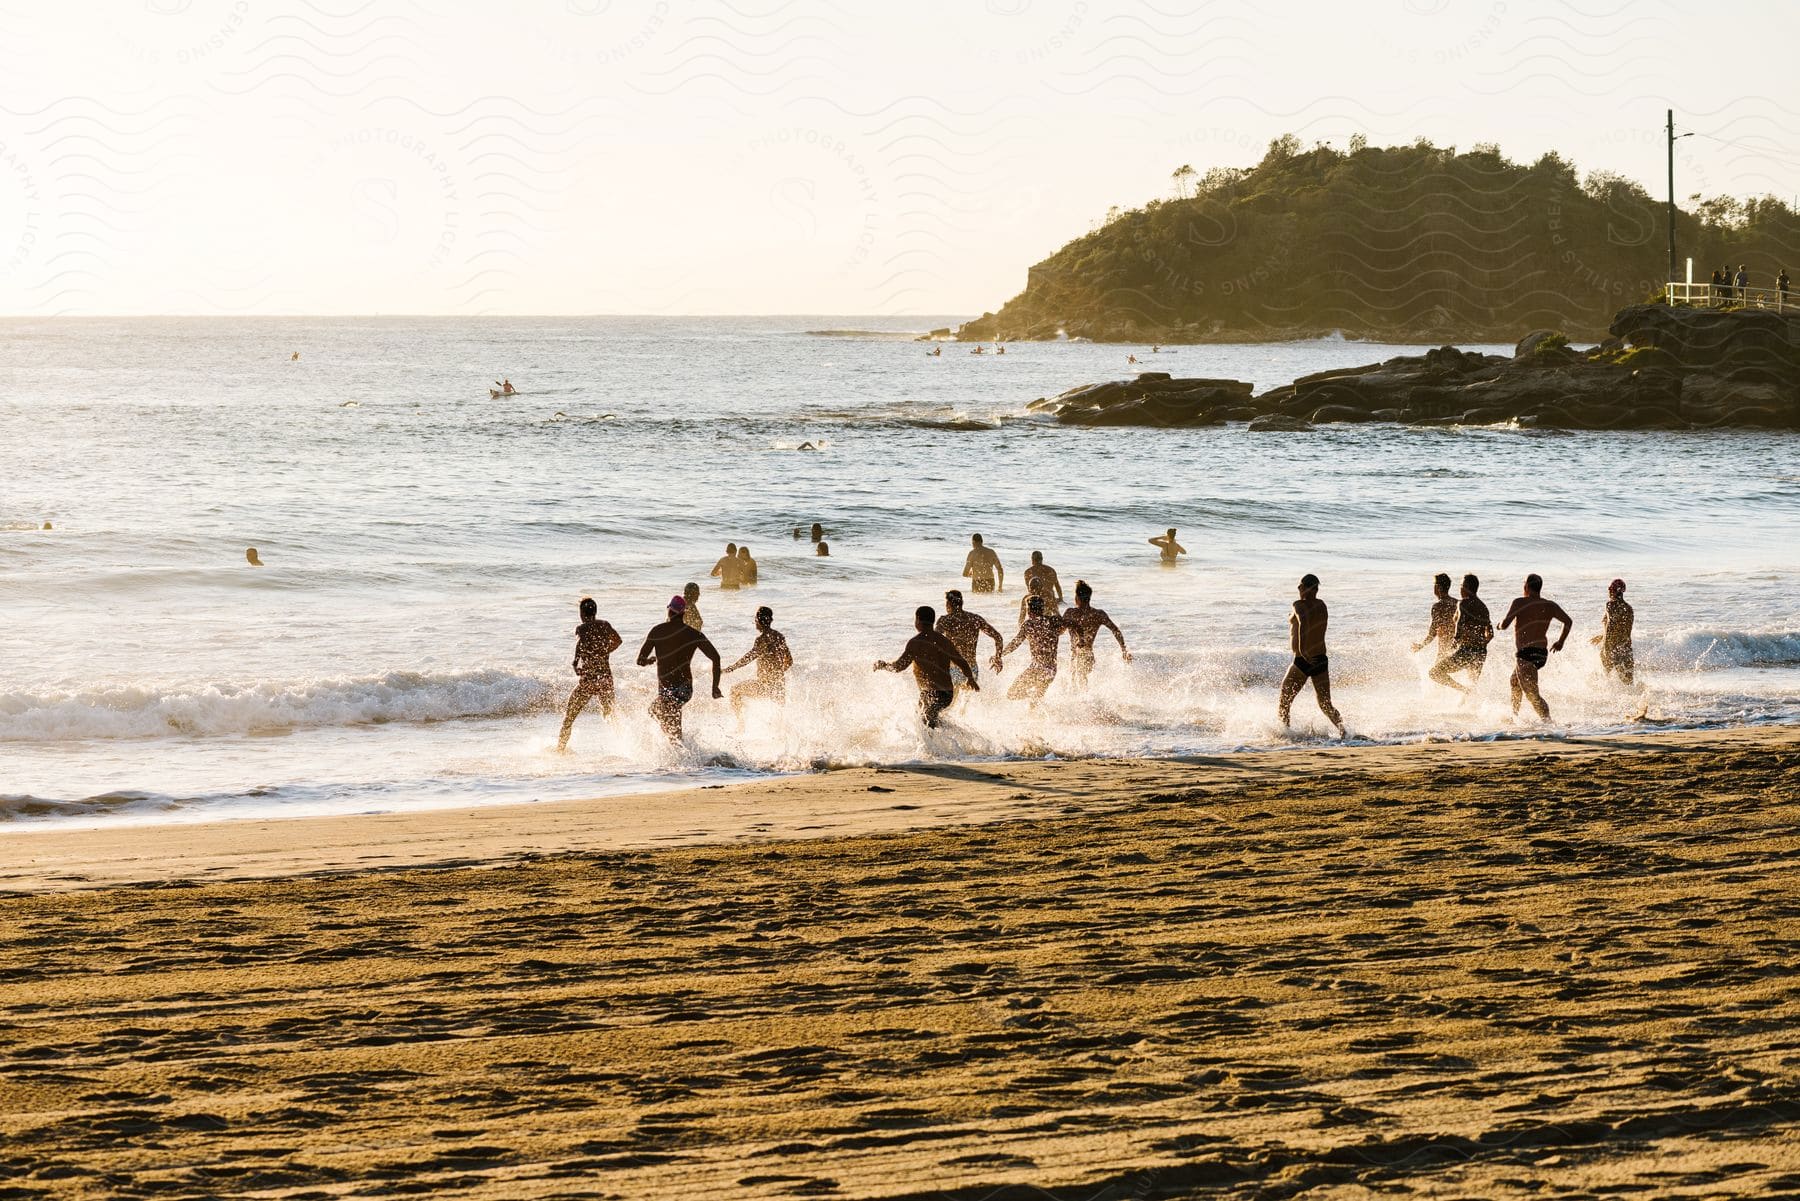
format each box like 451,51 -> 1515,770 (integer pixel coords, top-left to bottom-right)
1032,376 -> 1256,427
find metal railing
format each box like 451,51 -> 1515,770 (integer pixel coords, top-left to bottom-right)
1665,281 -> 1795,311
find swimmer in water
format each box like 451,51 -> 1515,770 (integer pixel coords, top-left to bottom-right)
637,595 -> 722,741
936,589 -> 1005,690
245,547 -> 263,567
963,533 -> 1003,594
1278,573 -> 1348,739
682,582 -> 704,632
816,540 -> 830,557
736,545 -> 757,585
1591,578 -> 1635,686
1062,580 -> 1131,690
1148,528 -> 1185,565
724,605 -> 792,719
712,543 -> 742,589
875,604 -> 978,728
996,344 -> 1005,355
1429,573 -> 1494,695
290,351 -> 300,362
1499,573 -> 1572,721
1004,594 -> 1072,705
557,596 -> 623,752
811,522 -> 824,543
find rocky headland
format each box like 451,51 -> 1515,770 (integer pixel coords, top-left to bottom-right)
1027,305 -> 1800,431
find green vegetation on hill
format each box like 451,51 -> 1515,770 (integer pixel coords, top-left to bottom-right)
958,136 -> 1800,343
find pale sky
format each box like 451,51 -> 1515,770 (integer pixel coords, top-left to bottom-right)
0,0 -> 1794,315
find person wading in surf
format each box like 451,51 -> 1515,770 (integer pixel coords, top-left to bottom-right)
724,605 -> 792,718
1592,578 -> 1635,686
875,605 -> 978,728
936,589 -> 1004,692
1062,580 -> 1131,690
557,597 -> 623,752
1428,573 -> 1494,695
1499,573 -> 1572,721
637,595 -> 722,741
962,533 -> 1003,593
1278,573 -> 1348,738
1003,594 -> 1072,705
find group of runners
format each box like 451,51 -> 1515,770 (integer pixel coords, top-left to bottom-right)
555,532 -> 1640,750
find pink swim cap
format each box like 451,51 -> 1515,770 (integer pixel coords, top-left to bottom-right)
668,595 -> 686,611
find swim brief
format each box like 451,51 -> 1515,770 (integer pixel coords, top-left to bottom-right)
1292,654 -> 1329,678
1515,646 -> 1549,669
656,681 -> 695,707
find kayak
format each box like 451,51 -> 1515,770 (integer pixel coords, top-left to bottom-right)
489,388 -> 521,399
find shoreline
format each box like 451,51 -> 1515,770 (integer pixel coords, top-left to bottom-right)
3,723 -> 1796,1197
3,723 -> 1790,893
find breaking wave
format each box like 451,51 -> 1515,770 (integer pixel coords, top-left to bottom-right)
0,670 -> 556,741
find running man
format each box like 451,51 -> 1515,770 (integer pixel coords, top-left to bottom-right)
1413,573 -> 1457,657
1429,573 -> 1493,694
1591,578 -> 1635,686
1023,551 -> 1063,608
556,597 -> 623,751
1062,580 -> 1131,690
1003,594 -> 1072,704
874,605 -> 978,728
1278,574 -> 1348,738
1149,528 -> 1186,565
711,543 -> 742,589
963,533 -> 1003,593
1499,573 -> 1572,720
936,589 -> 1004,689
724,605 -> 792,717
636,595 -> 723,740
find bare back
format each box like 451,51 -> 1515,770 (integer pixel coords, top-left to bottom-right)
641,621 -> 715,688
1290,598 -> 1329,659
895,631 -> 965,692
1502,596 -> 1570,650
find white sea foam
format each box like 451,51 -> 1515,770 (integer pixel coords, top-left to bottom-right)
0,670 -> 555,741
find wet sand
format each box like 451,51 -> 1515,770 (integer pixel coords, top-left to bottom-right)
3,727 -> 1798,1198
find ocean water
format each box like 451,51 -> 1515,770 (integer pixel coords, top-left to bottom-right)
3,316 -> 1797,828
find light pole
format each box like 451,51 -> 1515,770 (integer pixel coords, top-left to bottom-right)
1666,109 -> 1693,285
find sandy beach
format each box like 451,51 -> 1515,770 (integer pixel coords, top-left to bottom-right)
4,726 -> 1798,1198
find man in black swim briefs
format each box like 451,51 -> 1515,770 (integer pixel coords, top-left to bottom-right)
874,604 -> 978,728
1278,574 -> 1347,738
1499,573 -> 1572,721
636,595 -> 722,741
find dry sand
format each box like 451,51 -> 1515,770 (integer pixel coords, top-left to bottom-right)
2,727 -> 1798,1198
